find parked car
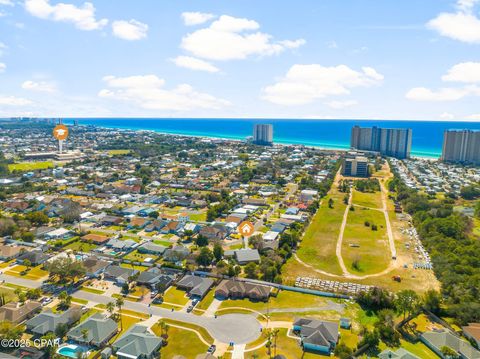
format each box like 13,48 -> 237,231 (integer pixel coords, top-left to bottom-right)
150,291 -> 158,299
207,345 -> 216,354
186,305 -> 194,312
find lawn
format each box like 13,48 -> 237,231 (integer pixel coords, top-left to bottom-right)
341,207 -> 391,274
164,287 -> 189,306
79,308 -> 100,323
151,322 -> 209,359
473,218 -> 480,238
218,290 -> 331,312
8,161 -> 54,172
71,297 -> 88,305
157,319 -> 214,344
296,188 -> 346,275
119,309 -> 150,319
119,263 -> 149,272
195,290 -> 215,311
153,240 -> 173,247
189,211 -> 207,222
123,250 -> 158,263
65,240 -> 98,252
80,286 -> 105,295
0,287 -> 18,302
109,314 -> 141,343
5,265 -> 48,280
352,189 -> 383,209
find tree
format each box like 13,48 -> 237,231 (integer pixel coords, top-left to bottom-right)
116,297 -> 124,331
244,262 -> 258,279
58,291 -> 72,309
395,290 -> 420,320
81,328 -> 89,343
55,323 -> 68,338
195,234 -> 209,247
23,259 -> 32,269
21,232 -> 34,242
25,211 -> 49,225
106,301 -> 115,317
334,342 -> 353,359
45,257 -> 86,284
213,242 -> 224,262
358,329 -> 379,350
375,309 -> 400,346
440,346 -> 459,358
196,247 -> 213,267
423,290 -> 442,314
328,198 -> 334,208
26,288 -> 41,300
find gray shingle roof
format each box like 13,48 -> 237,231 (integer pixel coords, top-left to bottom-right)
67,313 -> 117,346
113,325 -> 162,358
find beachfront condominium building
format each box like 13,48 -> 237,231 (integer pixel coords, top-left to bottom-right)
350,126 -> 412,159
253,124 -> 273,145
342,155 -> 369,177
441,130 -> 480,165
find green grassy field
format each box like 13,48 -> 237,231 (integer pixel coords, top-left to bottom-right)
341,207 -> 390,274
8,161 -> 54,172
5,265 -> 48,280
164,287 -> 189,306
65,240 -> 98,252
151,322 -> 209,359
352,189 -> 383,209
296,189 -> 346,275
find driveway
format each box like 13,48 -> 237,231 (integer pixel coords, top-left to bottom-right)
73,290 -> 262,344
0,273 -> 43,288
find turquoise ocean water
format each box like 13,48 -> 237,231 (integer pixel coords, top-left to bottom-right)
63,118 -> 480,158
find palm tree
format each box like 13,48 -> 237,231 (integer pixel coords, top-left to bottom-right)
116,297 -> 124,331
106,301 -> 115,317
81,328 -> 89,344
272,328 -> 279,358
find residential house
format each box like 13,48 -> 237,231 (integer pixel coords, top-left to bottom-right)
0,301 -> 42,324
26,306 -> 82,336
104,265 -> 138,285
101,215 -> 123,226
144,219 -> 167,233
138,243 -> 167,256
293,318 -> 339,354
0,243 -> 28,260
81,233 -> 110,245
106,238 -> 137,252
420,329 -> 480,359
128,217 -> 151,229
44,228 -> 71,240
112,325 -> 163,359
67,313 -> 118,347
463,323 -> 480,349
199,224 -> 228,241
83,258 -> 111,278
17,250 -> 50,266
136,269 -> 173,290
215,280 -> 270,301
234,249 -> 261,265
176,275 -> 214,299
379,348 -> 420,359
160,221 -> 182,234
163,245 -> 190,262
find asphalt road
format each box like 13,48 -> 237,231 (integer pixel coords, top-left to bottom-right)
73,290 -> 262,344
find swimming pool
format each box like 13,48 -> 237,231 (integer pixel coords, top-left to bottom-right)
57,344 -> 87,358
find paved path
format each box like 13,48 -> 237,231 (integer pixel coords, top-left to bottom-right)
73,290 -> 262,344
0,273 -> 43,288
232,344 -> 246,359
204,298 -> 222,317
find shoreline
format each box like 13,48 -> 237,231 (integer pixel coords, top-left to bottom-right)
68,121 -> 440,160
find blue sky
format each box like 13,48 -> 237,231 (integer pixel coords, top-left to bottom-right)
0,0 -> 480,120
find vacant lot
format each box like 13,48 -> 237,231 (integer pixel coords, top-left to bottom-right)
341,207 -> 390,274
296,188 -> 346,275
351,189 -> 383,209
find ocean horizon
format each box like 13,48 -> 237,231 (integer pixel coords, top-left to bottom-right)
63,118 -> 480,158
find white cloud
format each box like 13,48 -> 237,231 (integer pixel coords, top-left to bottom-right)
0,63 -> 5,73
181,12 -> 215,26
172,56 -> 219,73
442,62 -> 480,83
326,100 -> 358,109
24,0 -> 108,31
427,0 -> 480,43
405,87 -> 470,101
262,64 -> 383,106
0,0 -> 14,6
0,95 -> 32,106
21,80 -> 56,92
98,74 -> 230,111
465,113 -> 480,120
112,19 -> 148,40
440,111 -> 455,120
181,15 -> 305,61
